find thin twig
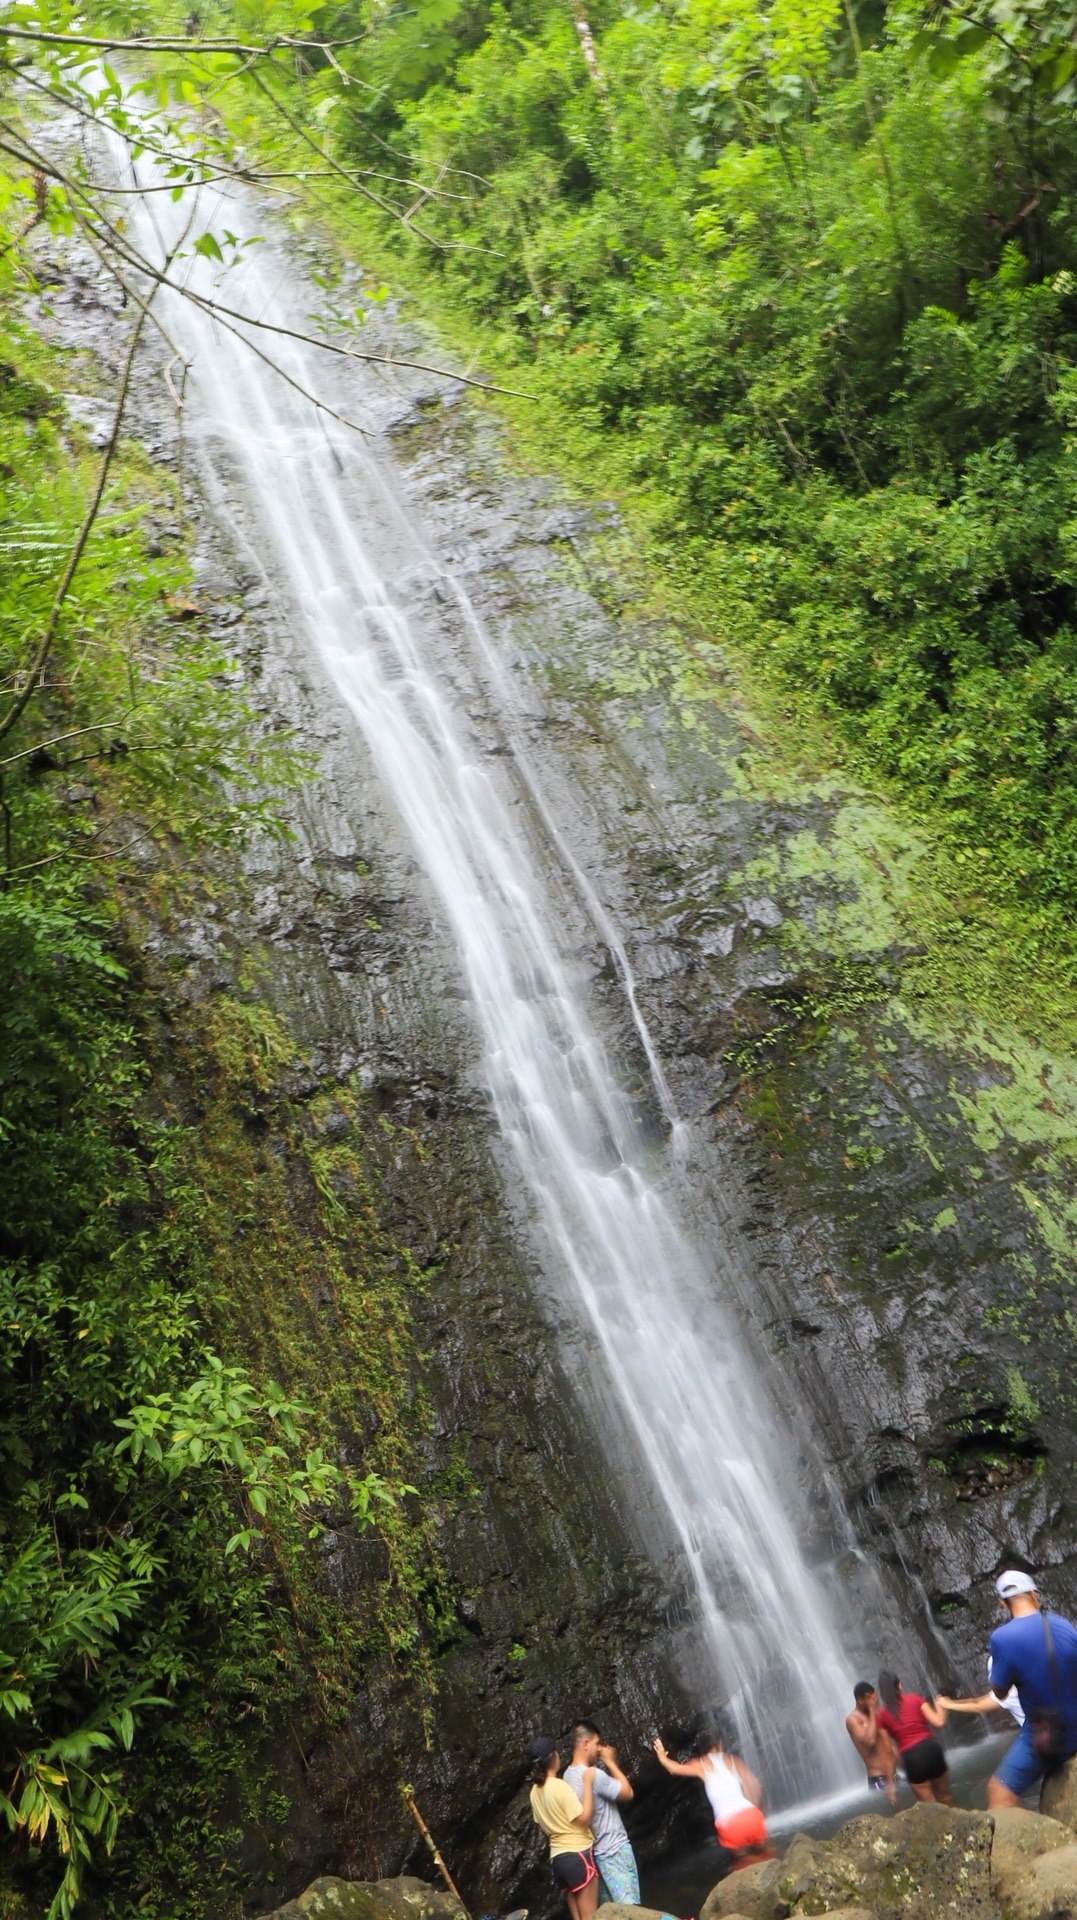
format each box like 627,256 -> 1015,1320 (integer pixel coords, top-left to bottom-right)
0,715 -> 132,769
2,121 -> 530,400
247,68 -> 449,251
0,26 -> 369,55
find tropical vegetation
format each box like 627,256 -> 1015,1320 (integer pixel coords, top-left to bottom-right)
2,0 -> 1077,1906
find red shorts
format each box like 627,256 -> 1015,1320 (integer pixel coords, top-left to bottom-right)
715,1806 -> 769,1854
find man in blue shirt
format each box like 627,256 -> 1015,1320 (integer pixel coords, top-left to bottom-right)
987,1569 -> 1077,1806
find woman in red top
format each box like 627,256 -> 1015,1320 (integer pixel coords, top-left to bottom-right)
876,1673 -> 953,1804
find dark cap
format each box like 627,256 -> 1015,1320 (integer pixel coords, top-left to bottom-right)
528,1737 -> 556,1763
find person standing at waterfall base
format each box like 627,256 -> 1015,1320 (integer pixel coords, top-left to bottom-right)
976,1569 -> 1077,1807
845,1682 -> 898,1804
652,1730 -> 773,1869
876,1674 -> 953,1804
528,1738 -> 599,1920
564,1722 -> 639,1905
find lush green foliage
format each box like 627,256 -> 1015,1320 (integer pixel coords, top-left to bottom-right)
0,277 -> 406,1911
258,0 -> 1077,914
3,0 -> 1077,1900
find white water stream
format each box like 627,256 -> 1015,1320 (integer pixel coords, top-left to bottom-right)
120,157 -> 863,1802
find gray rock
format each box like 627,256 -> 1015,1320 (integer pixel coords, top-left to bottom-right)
996,1843 -> 1077,1920
258,1876 -> 468,1920
991,1809 -> 1072,1889
700,1859 -> 781,1920
1041,1757 -> 1077,1834
594,1905 -> 673,1920
756,1833 -> 827,1918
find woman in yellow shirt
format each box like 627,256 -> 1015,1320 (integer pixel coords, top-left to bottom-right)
528,1738 -> 598,1920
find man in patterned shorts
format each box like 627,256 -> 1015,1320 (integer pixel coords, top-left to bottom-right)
563,1722 -> 640,1905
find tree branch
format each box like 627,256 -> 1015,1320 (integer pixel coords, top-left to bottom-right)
0,26 -> 366,56
5,126 -> 534,400
0,716 -> 132,770
246,67 -> 451,252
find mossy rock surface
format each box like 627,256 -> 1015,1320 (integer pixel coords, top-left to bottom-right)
749,1804 -> 997,1920
260,1874 -> 468,1920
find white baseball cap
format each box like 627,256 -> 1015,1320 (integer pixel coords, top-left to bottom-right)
996,1570 -> 1038,1599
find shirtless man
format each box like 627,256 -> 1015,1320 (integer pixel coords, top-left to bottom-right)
846,1681 -> 898,1804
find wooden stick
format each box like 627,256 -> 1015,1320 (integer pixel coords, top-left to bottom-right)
404,1792 -> 468,1912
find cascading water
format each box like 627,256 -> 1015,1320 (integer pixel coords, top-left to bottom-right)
116,151 -> 865,1804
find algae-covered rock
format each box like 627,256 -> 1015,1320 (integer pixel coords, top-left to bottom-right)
701,1859 -> 781,1920
991,1809 -> 1072,1889
259,1874 -> 468,1920
1041,1757 -> 1077,1835
996,1843 -> 1077,1920
754,1803 -> 996,1920
756,1833 -> 829,1919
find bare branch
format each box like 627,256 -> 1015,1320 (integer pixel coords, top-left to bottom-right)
11,62 -> 473,209
4,123 -> 534,400
104,213 -> 538,398
71,191 -> 379,435
247,68 -> 452,252
0,25 -> 368,56
0,715 -> 132,770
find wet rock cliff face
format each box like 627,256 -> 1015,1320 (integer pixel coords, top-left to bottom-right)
379,393 -> 1077,1701
33,216 -> 1077,1916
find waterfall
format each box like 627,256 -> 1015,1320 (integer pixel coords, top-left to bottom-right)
119,156 -> 863,1804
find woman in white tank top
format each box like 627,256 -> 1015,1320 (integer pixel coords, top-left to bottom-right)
653,1733 -> 773,1867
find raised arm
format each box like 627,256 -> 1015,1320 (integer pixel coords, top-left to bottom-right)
936,1692 -> 1003,1715
921,1697 -> 947,1730
599,1744 -> 634,1803
652,1738 -> 703,1779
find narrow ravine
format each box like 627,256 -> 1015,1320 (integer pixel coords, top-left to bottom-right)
119,152 -> 868,1803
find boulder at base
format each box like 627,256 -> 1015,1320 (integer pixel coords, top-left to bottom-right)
594,1904 -> 672,1920
1041,1757 -> 1077,1835
259,1875 -> 469,1920
700,1860 -> 781,1920
991,1809 -> 1073,1889
996,1843 -> 1077,1920
749,1804 -> 996,1920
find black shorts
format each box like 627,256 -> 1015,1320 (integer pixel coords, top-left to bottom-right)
903,1736 -> 947,1786
551,1848 -> 597,1895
